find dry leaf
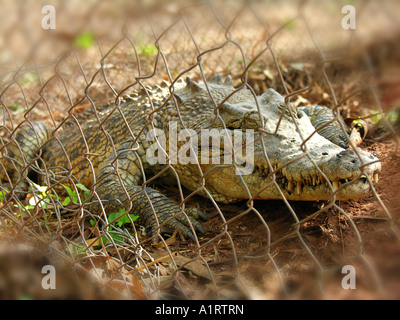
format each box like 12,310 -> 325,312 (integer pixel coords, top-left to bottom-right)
173,255 -> 213,280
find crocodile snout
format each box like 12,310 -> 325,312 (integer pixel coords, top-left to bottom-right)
322,148 -> 380,183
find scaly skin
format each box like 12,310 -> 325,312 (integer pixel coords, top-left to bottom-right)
0,75 -> 381,240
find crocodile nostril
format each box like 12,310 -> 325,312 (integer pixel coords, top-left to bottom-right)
351,159 -> 357,164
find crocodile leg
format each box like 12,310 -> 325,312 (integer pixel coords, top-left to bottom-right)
298,105 -> 350,149
88,146 -> 206,241
0,122 -> 49,199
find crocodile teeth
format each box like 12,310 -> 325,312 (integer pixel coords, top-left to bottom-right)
373,173 -> 379,184
332,181 -> 339,192
288,181 -> 294,193
312,176 -> 316,186
296,181 -> 302,195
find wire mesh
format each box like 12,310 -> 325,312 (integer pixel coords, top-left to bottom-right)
0,0 -> 399,299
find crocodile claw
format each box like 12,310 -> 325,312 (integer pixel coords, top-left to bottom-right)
186,231 -> 195,242
143,201 -> 207,243
185,207 -> 209,221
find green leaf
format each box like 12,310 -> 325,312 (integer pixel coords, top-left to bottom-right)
138,44 -> 158,57
62,197 -> 71,206
284,19 -> 297,30
387,110 -> 399,123
108,208 -> 139,227
117,214 -> 139,227
101,226 -> 124,245
8,103 -> 21,111
0,189 -> 9,202
76,183 -> 90,199
370,113 -> 382,124
74,32 -> 95,49
62,184 -> 78,203
18,73 -> 38,85
62,184 -> 73,195
108,208 -> 126,225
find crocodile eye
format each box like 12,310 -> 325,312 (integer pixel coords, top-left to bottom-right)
225,121 -> 241,129
217,103 -> 235,112
215,103 -> 235,118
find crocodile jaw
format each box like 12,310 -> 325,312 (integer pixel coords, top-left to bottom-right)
197,121 -> 381,202
195,102 -> 381,202
200,148 -> 380,202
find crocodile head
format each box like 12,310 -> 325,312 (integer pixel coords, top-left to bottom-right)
160,75 -> 381,203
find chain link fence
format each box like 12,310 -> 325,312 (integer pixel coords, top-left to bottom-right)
0,0 -> 399,299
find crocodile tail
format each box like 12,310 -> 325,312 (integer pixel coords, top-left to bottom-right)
0,121 -> 49,198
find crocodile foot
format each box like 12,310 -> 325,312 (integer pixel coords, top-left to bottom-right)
88,182 -> 208,243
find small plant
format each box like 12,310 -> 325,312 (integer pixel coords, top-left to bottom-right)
62,183 -> 91,206
2,180 -> 138,246
137,44 -> 158,57
18,72 -> 38,85
108,207 -> 139,227
90,208 -> 139,245
8,103 -> 21,111
73,31 -> 95,49
0,188 -> 9,202
353,110 -> 399,126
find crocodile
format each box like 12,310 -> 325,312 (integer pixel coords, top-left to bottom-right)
0,74 -> 381,241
